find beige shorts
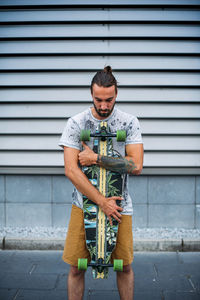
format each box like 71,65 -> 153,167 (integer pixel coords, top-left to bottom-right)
62,204 -> 134,266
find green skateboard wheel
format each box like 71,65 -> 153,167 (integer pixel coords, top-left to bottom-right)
78,258 -> 88,270
80,130 -> 91,141
113,259 -> 123,272
116,130 -> 126,142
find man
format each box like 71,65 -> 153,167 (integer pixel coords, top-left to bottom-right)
59,66 -> 144,300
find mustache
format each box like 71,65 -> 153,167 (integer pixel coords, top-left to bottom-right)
99,109 -> 110,112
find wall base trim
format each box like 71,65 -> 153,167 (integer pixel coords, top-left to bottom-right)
0,167 -> 199,175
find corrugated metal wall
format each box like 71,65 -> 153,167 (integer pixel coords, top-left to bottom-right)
0,0 -> 200,175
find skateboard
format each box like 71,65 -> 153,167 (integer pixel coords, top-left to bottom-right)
78,121 -> 126,279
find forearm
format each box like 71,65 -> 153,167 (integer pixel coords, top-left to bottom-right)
79,142 -> 142,175
79,142 -> 143,175
64,146 -> 123,224
97,155 -> 137,175
66,166 -> 105,206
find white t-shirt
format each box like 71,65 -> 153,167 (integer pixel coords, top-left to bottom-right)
59,106 -> 143,215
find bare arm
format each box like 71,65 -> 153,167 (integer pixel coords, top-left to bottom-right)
64,146 -> 123,224
79,143 -> 144,175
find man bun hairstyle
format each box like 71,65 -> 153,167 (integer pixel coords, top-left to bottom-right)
104,65 -> 112,73
90,65 -> 118,94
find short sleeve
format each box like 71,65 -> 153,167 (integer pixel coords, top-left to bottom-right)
126,117 -> 143,145
58,118 -> 81,150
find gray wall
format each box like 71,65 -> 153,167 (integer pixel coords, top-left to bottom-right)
0,175 -> 200,229
0,0 -> 200,228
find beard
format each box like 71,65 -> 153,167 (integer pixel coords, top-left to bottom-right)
93,102 -> 115,118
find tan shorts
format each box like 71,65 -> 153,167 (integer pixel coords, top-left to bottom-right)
62,204 -> 134,266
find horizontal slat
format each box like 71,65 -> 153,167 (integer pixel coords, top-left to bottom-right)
1,135 -> 199,151
143,136 -> 200,150
1,24 -> 200,38
1,56 -> 200,71
0,0 -> 200,7
1,87 -> 200,102
0,72 -> 200,86
0,9 -> 200,23
0,135 -> 59,150
0,151 -> 199,167
0,119 -> 199,135
141,120 -> 200,134
0,120 -> 65,134
144,152 -> 200,167
0,103 -> 200,118
0,40 -> 200,54
1,0 -> 200,7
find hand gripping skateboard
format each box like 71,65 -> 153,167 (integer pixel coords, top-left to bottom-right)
78,121 -> 126,279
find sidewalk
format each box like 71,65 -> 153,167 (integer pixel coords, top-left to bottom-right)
0,250 -> 200,300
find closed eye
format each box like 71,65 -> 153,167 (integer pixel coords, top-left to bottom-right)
106,98 -> 113,102
95,97 -> 113,102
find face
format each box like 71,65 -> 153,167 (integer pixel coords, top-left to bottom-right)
91,84 -> 117,120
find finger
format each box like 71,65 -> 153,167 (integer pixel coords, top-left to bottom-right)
113,214 -> 121,223
109,216 -> 113,226
115,210 -> 122,218
111,196 -> 123,201
81,141 -> 90,149
117,206 -> 123,212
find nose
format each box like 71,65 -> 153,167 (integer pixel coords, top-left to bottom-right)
100,102 -> 108,110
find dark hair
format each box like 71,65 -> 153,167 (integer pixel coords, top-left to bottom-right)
90,66 -> 118,94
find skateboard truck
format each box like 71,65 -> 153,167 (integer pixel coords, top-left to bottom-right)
78,258 -> 123,272
80,128 -> 126,142
88,258 -> 113,273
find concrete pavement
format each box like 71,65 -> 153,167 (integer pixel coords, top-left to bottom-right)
0,250 -> 200,300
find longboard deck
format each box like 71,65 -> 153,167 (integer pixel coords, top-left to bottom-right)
82,121 -> 123,279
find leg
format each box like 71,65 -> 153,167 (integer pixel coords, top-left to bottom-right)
67,265 -> 85,300
111,215 -> 134,299
62,206 -> 90,299
117,264 -> 134,300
